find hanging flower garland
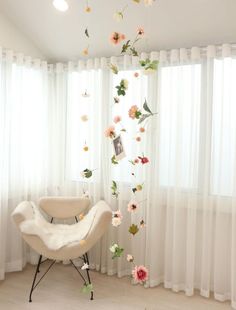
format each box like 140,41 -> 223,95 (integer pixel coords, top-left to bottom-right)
77,0 -> 158,293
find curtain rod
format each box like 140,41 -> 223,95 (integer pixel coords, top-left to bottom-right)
1,43 -> 236,68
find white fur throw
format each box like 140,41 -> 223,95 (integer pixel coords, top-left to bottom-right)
19,202 -> 97,250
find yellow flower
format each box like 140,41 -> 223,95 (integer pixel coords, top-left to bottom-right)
85,6 -> 91,13
83,146 -> 89,152
81,115 -> 88,122
82,48 -> 89,56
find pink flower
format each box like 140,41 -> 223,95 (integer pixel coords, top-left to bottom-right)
128,105 -> 139,119
137,27 -> 144,36
134,158 -> 139,164
113,115 -> 122,124
134,72 -> 139,78
110,32 -> 125,45
127,200 -> 139,212
136,136 -> 141,142
132,265 -> 148,283
105,125 -> 116,138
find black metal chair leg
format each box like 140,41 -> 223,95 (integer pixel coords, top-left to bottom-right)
84,253 -> 94,300
29,255 -> 42,302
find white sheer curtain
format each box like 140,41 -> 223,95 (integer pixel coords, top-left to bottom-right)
1,44 -> 236,308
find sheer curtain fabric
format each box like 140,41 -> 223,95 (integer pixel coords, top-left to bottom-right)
1,44 -> 236,308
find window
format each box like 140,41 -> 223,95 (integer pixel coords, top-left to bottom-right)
211,58 -> 236,196
159,64 -> 201,188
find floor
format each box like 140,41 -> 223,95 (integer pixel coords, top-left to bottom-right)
0,262 -> 232,310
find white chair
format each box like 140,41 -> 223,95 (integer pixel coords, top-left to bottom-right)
12,197 -> 112,302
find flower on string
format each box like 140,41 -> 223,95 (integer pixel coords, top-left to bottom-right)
80,168 -> 94,178
139,127 -> 145,133
137,27 -> 145,36
81,263 -> 89,270
127,200 -> 139,212
82,47 -> 89,56
81,115 -> 88,122
116,79 -> 129,96
140,220 -> 146,228
112,210 -> 123,227
132,265 -> 148,283
110,32 -> 126,45
82,190 -> 89,198
134,158 -> 139,164
82,90 -> 90,97
114,96 -> 120,104
136,184 -> 143,191
113,115 -> 122,124
127,254 -> 134,262
134,72 -> 139,78
113,11 -> 124,22
109,63 -> 119,74
138,155 -> 149,164
85,6 -> 91,12
83,145 -> 89,152
136,136 -> 141,142
109,243 -> 124,259
104,125 -> 116,138
128,105 -> 142,119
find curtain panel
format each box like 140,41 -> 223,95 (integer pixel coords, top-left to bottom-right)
1,44 -> 236,308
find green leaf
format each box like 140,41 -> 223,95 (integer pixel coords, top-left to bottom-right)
143,99 -> 153,114
138,114 -> 151,124
81,283 -> 93,294
111,155 -> 118,165
130,47 -> 138,57
129,224 -> 139,236
112,247 -> 124,259
83,168 -> 93,178
121,40 -> 131,54
85,28 -> 89,38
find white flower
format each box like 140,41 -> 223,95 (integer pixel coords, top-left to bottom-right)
127,254 -> 134,262
143,0 -> 154,6
109,243 -> 118,253
82,90 -> 90,97
113,11 -> 123,22
123,79 -> 129,90
81,263 -> 89,270
80,171 -> 86,178
112,217 -> 122,227
82,190 -> 89,198
81,115 -> 88,122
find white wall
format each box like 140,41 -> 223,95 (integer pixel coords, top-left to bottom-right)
0,12 -> 44,59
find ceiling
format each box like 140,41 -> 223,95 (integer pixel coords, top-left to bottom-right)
0,0 -> 236,63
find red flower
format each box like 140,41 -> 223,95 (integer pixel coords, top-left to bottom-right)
138,156 -> 149,164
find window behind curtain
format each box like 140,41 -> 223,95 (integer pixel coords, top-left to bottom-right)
211,58 -> 236,196
159,64 -> 201,189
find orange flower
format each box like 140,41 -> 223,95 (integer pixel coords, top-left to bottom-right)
128,105 -> 139,119
110,32 -> 125,45
104,125 -> 116,138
